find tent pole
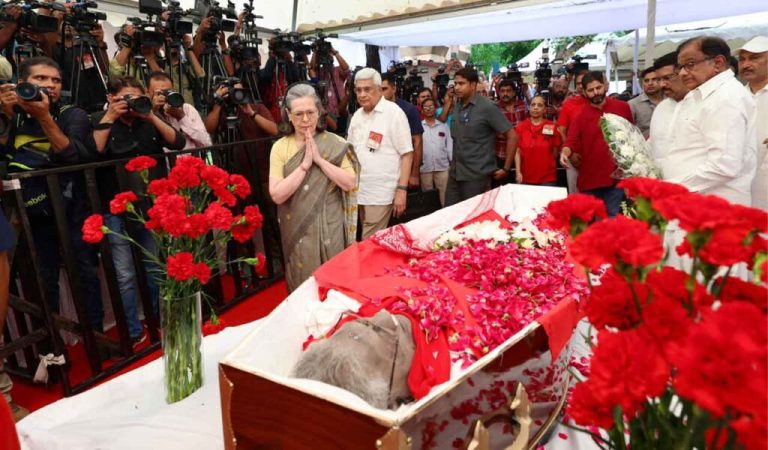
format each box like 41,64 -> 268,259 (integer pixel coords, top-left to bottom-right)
291,0 -> 299,31
645,0 -> 657,68
632,29 -> 640,95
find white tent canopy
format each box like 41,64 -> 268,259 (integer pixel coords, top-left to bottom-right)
316,0 -> 767,46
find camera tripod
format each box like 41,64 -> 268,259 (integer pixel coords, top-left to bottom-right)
64,30 -> 109,111
199,40 -> 228,115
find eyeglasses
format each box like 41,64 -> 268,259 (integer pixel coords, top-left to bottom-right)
290,110 -> 318,120
422,105 -> 436,110
658,73 -> 679,82
675,57 -> 713,74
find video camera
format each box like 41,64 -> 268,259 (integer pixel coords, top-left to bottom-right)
534,46 -> 553,97
310,29 -> 338,67
163,0 -> 195,38
0,0 -> 59,33
435,65 -> 450,86
63,0 -> 107,33
565,54 -> 593,74
213,76 -> 251,105
199,0 -> 236,36
229,0 -> 262,62
122,17 -> 166,49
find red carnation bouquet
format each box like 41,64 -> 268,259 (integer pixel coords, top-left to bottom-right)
545,177 -> 768,450
82,155 -> 265,403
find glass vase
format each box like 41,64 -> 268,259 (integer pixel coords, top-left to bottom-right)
160,291 -> 204,403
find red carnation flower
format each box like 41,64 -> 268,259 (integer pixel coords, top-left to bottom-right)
168,157 -> 205,189
244,205 -> 263,230
202,315 -> 226,336
82,214 -> 107,243
200,165 -> 230,191
638,293 -> 693,356
183,213 -> 210,239
146,194 -> 190,237
570,216 -> 663,270
583,270 -> 646,330
714,277 -> 768,312
618,177 -> 689,201
147,178 -> 178,197
229,174 -> 251,199
646,266 -> 713,311
204,202 -> 234,230
672,302 -> 767,419
654,194 -> 738,233
255,252 -> 267,276
125,155 -> 157,172
193,262 -> 211,285
567,380 -> 618,430
167,252 -> 196,282
545,194 -> 607,235
109,191 -> 138,215
230,215 -> 252,243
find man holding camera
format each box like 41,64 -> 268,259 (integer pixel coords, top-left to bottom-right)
309,43 -> 350,130
53,20 -> 110,113
0,56 -> 104,334
445,68 -> 515,206
494,78 -> 527,185
380,72 -> 424,189
148,71 -> 211,150
87,76 -> 185,345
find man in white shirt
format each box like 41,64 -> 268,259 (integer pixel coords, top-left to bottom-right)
347,68 -> 414,239
663,36 -> 756,206
148,71 -> 212,150
649,52 -> 690,162
737,36 -> 768,210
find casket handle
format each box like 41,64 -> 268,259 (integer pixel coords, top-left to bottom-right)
463,381 -> 532,450
376,427 -> 412,450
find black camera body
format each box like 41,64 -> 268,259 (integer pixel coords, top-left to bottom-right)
123,17 -> 165,50
534,47 -> 553,99
64,1 -> 107,33
160,89 -> 184,108
566,55 -> 590,74
435,66 -> 450,86
0,1 -> 59,33
16,82 -> 48,102
213,76 -> 251,105
123,94 -> 152,115
204,0 -> 237,36
311,30 -> 338,68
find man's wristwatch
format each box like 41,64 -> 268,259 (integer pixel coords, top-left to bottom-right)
93,121 -> 113,130
396,185 -> 408,191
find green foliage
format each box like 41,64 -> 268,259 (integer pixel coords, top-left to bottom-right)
469,40 -> 542,74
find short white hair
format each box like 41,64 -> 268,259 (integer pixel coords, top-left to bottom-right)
354,68 -> 382,86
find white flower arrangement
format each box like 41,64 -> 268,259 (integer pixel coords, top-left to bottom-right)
433,219 -> 560,250
600,113 -> 662,179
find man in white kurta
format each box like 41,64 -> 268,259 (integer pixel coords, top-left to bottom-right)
663,37 -> 756,206
737,36 -> 768,211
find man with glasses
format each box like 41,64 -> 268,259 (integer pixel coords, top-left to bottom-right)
628,67 -> 663,138
419,98 -> 452,206
736,36 -> 768,210
649,52 -> 690,161
347,68 -> 413,239
445,68 -> 514,206
664,36 -> 756,206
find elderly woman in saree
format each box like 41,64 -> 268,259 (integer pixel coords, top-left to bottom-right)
269,83 -> 360,292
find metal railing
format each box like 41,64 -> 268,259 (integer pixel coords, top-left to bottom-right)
0,138 -> 283,396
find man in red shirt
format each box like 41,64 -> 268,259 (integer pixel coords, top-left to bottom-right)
494,78 -> 528,185
556,70 -> 589,193
560,71 -> 634,216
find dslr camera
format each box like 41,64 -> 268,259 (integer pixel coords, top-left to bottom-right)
213,76 -> 251,105
15,82 -> 48,101
122,94 -> 153,114
0,0 -> 59,33
159,89 -> 184,108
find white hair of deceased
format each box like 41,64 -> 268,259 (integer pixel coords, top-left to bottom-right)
354,68 -> 382,86
293,339 -> 390,409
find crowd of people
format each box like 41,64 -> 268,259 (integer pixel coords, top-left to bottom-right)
0,1 -> 765,422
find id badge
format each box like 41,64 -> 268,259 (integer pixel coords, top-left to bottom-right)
367,131 -> 383,152
542,124 -> 555,136
81,52 -> 95,70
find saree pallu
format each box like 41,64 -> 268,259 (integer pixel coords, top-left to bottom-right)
278,132 -> 360,292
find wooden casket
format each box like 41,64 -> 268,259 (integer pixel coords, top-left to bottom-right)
219,185 -> 583,450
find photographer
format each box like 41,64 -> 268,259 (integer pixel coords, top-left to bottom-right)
109,23 -> 163,77
381,72 -> 423,188
260,37 -> 301,119
309,42 -> 350,127
0,3 -> 58,56
87,76 -> 185,345
0,56 -> 104,334
148,71 -> 211,150
53,21 -> 109,112
494,78 -> 527,185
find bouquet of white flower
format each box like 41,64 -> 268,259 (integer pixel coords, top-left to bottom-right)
600,113 -> 662,179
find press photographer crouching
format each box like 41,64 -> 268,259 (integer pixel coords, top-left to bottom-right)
148,71 -> 211,150
0,56 -> 104,333
87,76 -> 185,345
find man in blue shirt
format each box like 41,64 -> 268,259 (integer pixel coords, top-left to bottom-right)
381,73 -> 424,189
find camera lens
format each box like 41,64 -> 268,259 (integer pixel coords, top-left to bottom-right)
130,96 -> 153,114
231,88 -> 246,104
165,91 -> 184,108
16,82 -> 41,101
